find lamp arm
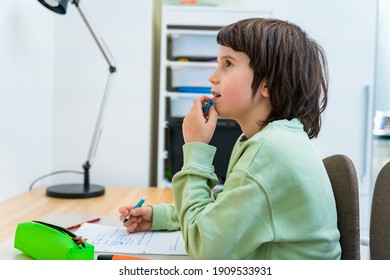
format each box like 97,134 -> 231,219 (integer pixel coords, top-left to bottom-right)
73,0 -> 116,70
71,0 -> 117,167
85,72 -> 114,167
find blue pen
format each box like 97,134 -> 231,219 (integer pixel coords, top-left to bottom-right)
123,198 -> 146,222
202,101 -> 214,112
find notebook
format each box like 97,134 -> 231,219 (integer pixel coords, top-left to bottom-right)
75,223 -> 187,255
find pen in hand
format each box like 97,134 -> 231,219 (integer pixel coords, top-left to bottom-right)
202,101 -> 214,113
123,198 -> 146,223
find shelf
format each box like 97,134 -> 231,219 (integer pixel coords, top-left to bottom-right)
162,5 -> 272,27
168,29 -> 219,37
166,61 -> 217,67
166,92 -> 212,98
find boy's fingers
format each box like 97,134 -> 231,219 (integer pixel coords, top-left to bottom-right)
126,222 -> 138,233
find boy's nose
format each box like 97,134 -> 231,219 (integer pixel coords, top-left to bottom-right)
208,70 -> 218,84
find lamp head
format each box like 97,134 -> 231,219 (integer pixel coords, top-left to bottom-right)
38,0 -> 70,14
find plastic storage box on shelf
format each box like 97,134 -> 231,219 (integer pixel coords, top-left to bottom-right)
169,95 -> 200,118
168,30 -> 219,60
169,64 -> 214,90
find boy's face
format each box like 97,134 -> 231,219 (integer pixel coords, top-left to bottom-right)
209,46 -> 270,127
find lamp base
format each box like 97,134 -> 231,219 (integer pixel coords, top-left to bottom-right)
46,184 -> 105,199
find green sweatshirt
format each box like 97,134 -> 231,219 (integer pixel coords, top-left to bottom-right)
151,118 -> 341,260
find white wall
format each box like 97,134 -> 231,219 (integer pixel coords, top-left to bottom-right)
0,0 -> 155,202
0,1 -> 52,201
375,0 -> 390,111
50,0 -> 154,188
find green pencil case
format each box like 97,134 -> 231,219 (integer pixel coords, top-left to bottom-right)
14,220 -> 94,260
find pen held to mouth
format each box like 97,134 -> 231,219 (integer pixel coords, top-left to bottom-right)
202,101 -> 214,113
202,96 -> 218,113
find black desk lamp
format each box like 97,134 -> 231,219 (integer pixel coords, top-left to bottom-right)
38,0 -> 116,198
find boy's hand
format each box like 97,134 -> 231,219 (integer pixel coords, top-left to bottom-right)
119,205 -> 153,232
183,96 -> 218,144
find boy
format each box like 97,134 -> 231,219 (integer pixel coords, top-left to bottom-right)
120,18 -> 341,260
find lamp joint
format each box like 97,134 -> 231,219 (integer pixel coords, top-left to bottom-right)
109,66 -> 117,73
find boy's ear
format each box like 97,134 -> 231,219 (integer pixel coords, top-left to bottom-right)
260,82 -> 270,97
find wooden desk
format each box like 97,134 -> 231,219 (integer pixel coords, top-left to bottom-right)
0,186 -> 174,259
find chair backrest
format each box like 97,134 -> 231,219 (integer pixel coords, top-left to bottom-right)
323,154 -> 360,260
370,161 -> 390,259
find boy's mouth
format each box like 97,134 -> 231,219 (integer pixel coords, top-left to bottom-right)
211,90 -> 221,98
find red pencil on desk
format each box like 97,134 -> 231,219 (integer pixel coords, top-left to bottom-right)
66,217 -> 101,230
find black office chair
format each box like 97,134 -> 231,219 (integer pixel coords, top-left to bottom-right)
323,154 -> 360,260
369,161 -> 390,259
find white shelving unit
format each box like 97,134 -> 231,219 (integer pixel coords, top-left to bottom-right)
157,5 -> 271,187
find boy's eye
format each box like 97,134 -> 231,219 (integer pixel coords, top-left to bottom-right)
225,60 -> 232,67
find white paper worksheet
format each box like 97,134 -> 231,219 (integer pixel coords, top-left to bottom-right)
75,223 -> 187,255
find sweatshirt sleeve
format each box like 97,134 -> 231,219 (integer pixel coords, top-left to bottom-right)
149,142 -> 217,232
150,204 -> 180,231
172,142 -> 274,259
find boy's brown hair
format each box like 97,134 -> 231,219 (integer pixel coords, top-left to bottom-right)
217,18 -> 328,139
